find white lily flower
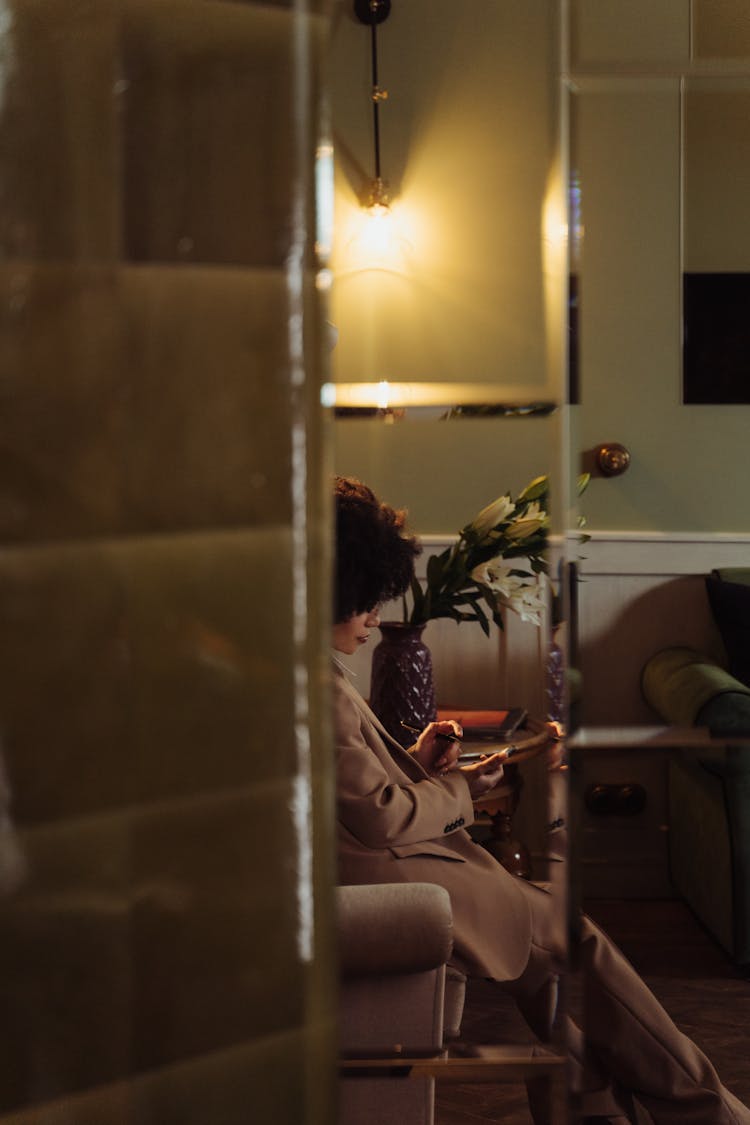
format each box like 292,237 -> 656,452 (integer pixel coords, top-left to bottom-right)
504,582 -> 547,626
472,561 -> 547,626
506,502 -> 548,540
523,501 -> 546,523
406,476 -> 549,633
470,560 -> 516,594
469,494 -> 515,540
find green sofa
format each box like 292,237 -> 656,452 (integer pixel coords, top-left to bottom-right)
642,568 -> 750,966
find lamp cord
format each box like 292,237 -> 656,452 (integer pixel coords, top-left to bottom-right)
370,14 -> 382,179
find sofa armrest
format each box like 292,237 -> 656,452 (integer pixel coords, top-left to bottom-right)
336,883 -> 453,978
642,646 -> 750,731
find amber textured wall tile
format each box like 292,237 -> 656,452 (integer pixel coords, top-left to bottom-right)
0,0 -> 119,262
0,1 -> 335,1122
0,266 -> 126,540
121,0 -> 303,267
0,528 -> 299,825
0,266 -> 325,540
119,269 -> 304,530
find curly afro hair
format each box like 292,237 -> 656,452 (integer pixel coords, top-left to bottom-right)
334,476 -> 421,623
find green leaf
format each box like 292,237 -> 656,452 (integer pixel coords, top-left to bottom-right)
408,575 -> 426,625
472,601 -> 491,636
460,598 -> 490,636
426,553 -> 444,590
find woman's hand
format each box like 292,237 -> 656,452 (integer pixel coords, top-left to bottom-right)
410,720 -> 463,774
546,721 -> 566,771
459,752 -> 507,798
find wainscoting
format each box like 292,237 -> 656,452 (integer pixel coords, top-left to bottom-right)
578,530 -> 750,726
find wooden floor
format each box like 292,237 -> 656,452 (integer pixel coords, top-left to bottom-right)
436,897 -> 750,1124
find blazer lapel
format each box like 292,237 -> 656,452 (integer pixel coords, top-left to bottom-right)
332,659 -> 428,781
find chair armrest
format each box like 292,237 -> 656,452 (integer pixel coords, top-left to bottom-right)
336,882 -> 453,977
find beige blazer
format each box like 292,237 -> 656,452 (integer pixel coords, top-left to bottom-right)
333,660 -> 532,982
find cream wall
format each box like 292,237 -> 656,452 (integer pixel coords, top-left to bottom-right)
330,0 -> 560,392
570,0 -> 750,736
572,0 -> 750,534
685,82 -> 750,271
328,0 -> 566,535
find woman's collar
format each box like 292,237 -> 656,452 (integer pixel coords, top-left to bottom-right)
331,651 -> 357,677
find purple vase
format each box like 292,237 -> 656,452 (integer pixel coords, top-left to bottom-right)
369,623 -> 437,747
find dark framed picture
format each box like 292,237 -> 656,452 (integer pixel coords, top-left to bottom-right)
683,272 -> 750,404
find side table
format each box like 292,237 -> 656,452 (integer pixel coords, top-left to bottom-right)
462,717 -> 553,878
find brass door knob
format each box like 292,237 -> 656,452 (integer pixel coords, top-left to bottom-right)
595,442 -> 631,477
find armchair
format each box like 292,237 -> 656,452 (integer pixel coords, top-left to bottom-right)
336,882 -> 466,1125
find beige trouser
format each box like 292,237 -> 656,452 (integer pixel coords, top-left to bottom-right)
502,879 -> 750,1125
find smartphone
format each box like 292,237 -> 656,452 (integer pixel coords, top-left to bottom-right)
460,745 -> 520,763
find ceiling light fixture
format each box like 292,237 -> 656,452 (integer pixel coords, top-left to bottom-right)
354,0 -> 392,213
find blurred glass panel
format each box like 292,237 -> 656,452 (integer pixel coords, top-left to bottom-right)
693,0 -> 750,58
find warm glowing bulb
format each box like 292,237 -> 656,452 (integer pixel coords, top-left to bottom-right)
334,189 -> 421,277
340,206 -> 414,274
359,207 -> 396,259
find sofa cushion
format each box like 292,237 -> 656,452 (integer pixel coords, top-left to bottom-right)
705,575 -> 750,687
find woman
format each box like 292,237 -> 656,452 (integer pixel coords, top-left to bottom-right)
332,475 -> 749,1125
